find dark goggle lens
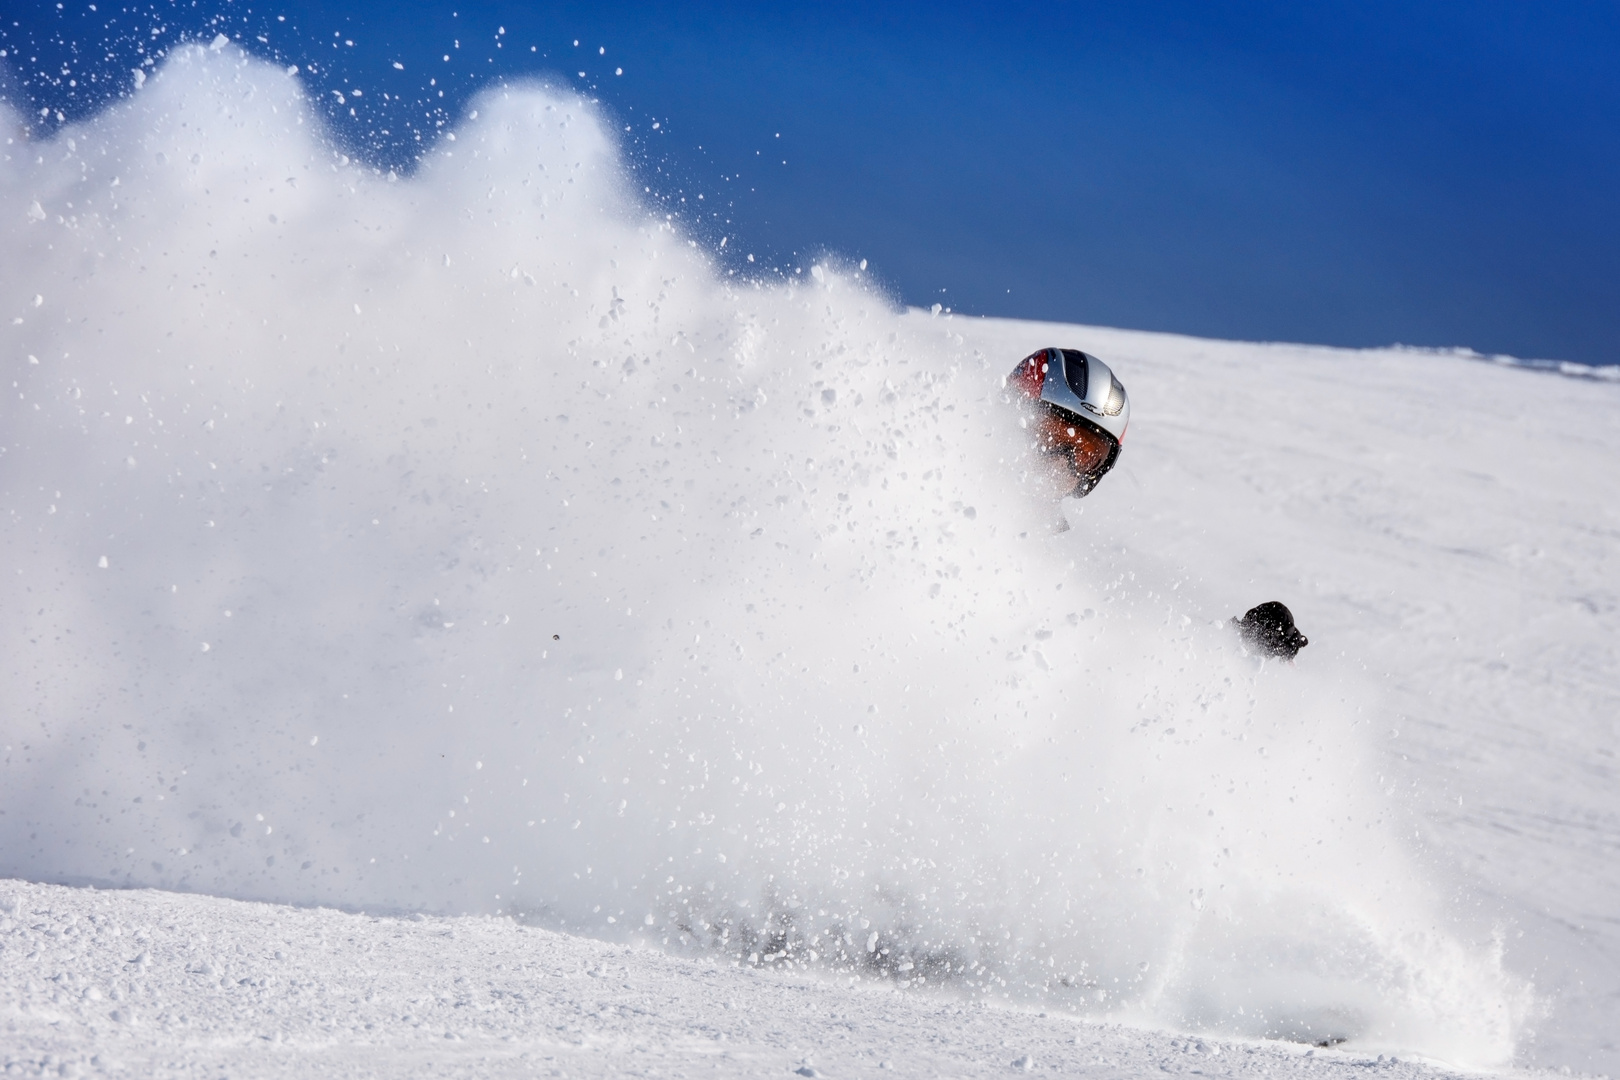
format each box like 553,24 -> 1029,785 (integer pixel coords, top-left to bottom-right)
1035,409 -> 1116,475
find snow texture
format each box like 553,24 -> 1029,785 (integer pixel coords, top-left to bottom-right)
0,878 -> 1491,1079
2,44 -> 1617,1076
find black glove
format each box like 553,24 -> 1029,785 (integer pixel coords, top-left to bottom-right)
1234,601 -> 1308,659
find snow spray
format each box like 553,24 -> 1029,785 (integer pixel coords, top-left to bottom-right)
0,46 -> 1530,1066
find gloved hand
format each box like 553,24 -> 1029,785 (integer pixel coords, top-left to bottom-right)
1233,601 -> 1309,659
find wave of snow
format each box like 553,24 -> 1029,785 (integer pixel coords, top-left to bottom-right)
0,46 -> 1544,1065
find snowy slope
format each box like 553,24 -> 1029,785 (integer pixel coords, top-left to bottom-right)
951,320 -> 1620,1073
0,878 -> 1502,1079
2,43 -> 1618,1077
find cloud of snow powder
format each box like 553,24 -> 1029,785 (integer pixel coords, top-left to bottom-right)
0,46 -> 1531,1066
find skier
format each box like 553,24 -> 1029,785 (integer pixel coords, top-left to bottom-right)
1006,347 -> 1310,661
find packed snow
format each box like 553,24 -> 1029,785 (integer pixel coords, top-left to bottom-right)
0,878 -> 1498,1079
2,44 -> 1616,1078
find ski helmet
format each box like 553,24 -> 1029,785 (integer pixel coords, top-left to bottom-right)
1007,348 -> 1130,495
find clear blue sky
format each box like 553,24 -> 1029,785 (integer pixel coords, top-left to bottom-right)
5,1 -> 1617,365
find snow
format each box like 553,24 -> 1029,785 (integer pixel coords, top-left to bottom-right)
0,878 -> 1488,1079
2,44 -> 1617,1078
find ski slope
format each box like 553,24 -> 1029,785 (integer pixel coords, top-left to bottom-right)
2,43 -> 1617,1077
0,876 -> 1517,1080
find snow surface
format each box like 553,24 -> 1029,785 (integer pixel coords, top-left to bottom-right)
2,44 -> 1617,1077
0,878 -> 1490,1079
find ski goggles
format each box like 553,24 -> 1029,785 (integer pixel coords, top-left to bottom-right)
1031,405 -> 1116,477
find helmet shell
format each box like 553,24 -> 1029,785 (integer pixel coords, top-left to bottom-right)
1007,347 -> 1131,497
1041,349 -> 1129,444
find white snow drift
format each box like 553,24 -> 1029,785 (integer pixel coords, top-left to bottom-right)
4,45 -> 1614,1071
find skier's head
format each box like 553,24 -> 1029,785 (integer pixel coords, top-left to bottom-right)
1006,348 -> 1130,497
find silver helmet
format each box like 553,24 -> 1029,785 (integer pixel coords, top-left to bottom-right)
1007,347 -> 1131,495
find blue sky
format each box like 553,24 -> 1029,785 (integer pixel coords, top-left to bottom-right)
4,1 -> 1617,365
